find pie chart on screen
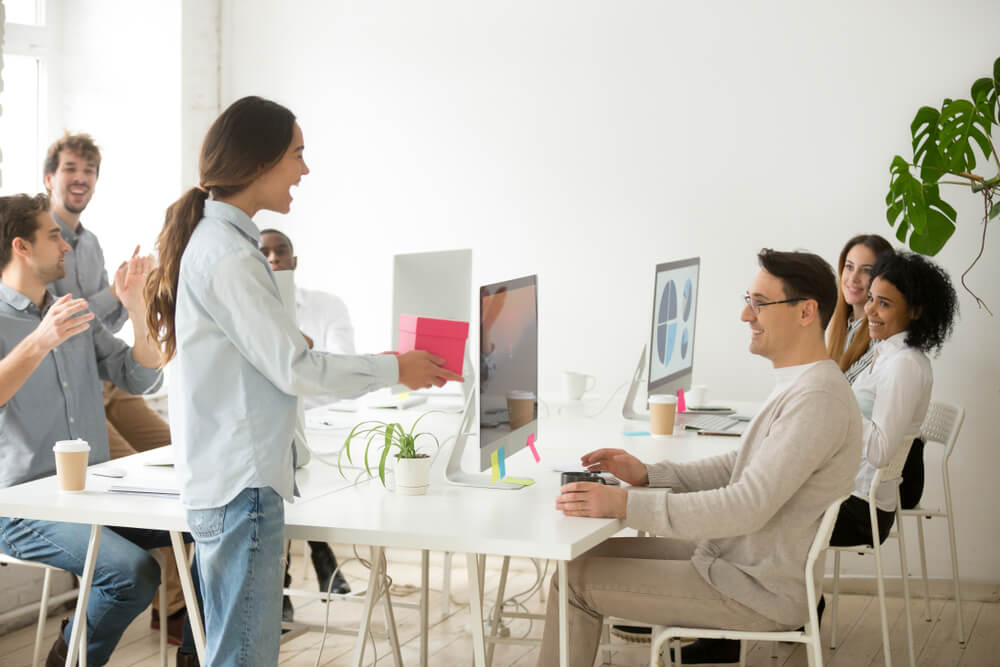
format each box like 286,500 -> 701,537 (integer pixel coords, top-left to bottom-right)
681,327 -> 689,359
656,281 -> 678,365
683,279 -> 693,321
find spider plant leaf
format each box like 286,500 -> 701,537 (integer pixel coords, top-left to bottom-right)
408,410 -> 444,437
378,425 -> 395,486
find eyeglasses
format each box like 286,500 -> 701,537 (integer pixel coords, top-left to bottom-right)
743,293 -> 806,314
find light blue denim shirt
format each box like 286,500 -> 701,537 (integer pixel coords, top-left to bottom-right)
48,212 -> 128,333
171,200 -> 398,509
0,284 -> 161,489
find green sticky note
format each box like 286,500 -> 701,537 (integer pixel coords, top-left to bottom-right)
490,450 -> 500,482
504,477 -> 535,487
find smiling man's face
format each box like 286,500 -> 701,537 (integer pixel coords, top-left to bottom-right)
45,149 -> 98,216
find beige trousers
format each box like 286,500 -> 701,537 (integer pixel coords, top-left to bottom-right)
537,537 -> 786,667
104,382 -> 185,616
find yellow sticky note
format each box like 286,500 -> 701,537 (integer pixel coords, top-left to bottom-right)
505,477 -> 535,487
490,450 -> 500,482
398,392 -> 410,401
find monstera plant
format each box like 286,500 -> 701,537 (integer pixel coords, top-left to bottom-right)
887,56 -> 999,313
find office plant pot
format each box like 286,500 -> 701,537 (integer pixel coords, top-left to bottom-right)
393,456 -> 432,495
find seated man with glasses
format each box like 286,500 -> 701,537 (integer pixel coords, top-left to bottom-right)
537,249 -> 862,667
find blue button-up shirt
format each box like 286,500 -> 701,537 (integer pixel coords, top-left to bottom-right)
0,284 -> 162,489
48,212 -> 128,333
172,200 -> 397,509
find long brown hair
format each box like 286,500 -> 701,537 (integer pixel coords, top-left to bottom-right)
825,234 -> 893,371
145,96 -> 296,365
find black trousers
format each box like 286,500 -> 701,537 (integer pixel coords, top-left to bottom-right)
830,495 -> 896,547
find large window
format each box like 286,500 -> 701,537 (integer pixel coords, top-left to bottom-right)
1,0 -> 49,194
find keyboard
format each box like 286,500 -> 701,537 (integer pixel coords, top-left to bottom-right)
677,413 -> 745,433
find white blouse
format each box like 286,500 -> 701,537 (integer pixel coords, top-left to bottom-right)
850,331 -> 932,510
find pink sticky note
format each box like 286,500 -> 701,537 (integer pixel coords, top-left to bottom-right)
676,388 -> 686,413
527,433 -> 540,462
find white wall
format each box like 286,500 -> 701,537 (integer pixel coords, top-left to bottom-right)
215,0 -> 1000,585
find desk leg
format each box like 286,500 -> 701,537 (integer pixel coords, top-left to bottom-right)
169,532 -> 206,664
486,556 -> 510,667
420,549 -> 429,667
466,553 -> 487,667
65,524 -> 101,667
379,551 -> 404,667
352,546 -> 384,667
558,560 -> 568,667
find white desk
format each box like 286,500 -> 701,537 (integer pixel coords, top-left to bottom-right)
0,398 -> 742,667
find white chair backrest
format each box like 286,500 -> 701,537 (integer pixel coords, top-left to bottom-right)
808,495 -> 848,572
920,401 -> 965,456
870,431 -> 921,495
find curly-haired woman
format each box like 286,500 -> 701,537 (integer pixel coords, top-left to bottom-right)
830,250 -> 958,547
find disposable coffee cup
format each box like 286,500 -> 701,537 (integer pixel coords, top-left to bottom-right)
648,395 -> 677,437
506,390 -> 536,431
53,439 -> 91,492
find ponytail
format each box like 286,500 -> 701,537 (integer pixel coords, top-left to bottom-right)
145,187 -> 209,366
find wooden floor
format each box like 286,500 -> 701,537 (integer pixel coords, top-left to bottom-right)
0,545 -> 996,666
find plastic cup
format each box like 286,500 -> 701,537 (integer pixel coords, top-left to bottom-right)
53,439 -> 90,492
648,395 -> 677,437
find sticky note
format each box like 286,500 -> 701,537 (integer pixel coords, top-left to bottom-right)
490,450 -> 500,482
676,388 -> 686,413
498,446 -> 506,478
527,433 -> 540,462
398,392 -> 410,401
623,431 -> 651,436
505,477 -> 535,487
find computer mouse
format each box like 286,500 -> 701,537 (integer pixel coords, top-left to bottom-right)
91,466 -> 127,479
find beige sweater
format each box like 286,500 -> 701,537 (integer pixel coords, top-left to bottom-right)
626,360 -> 861,626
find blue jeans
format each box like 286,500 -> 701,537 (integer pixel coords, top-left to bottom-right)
187,486 -> 284,666
0,518 -> 201,665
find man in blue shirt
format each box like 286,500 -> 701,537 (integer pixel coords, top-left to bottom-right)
42,132 -> 189,642
0,193 -> 200,666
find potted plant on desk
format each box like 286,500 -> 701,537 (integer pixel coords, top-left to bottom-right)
338,411 -> 441,495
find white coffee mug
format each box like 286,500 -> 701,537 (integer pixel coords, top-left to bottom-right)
563,371 -> 596,401
686,385 -> 708,408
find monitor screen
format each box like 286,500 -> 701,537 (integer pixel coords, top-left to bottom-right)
478,275 -> 538,471
648,257 -> 699,395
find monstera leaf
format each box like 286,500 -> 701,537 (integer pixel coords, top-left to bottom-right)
887,56 -> 999,260
939,98 -> 993,173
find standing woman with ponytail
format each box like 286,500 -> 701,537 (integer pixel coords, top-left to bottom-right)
145,96 -> 460,665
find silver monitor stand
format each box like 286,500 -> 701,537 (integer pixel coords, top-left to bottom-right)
444,381 -> 528,490
622,344 -> 651,421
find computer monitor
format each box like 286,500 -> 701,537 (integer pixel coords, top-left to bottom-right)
445,274 -> 537,489
391,249 -> 473,397
622,257 -> 700,419
648,257 -> 700,397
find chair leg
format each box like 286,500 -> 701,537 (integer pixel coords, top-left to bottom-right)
830,550 -> 841,649
895,507 -> 916,667
31,567 -> 52,667
805,637 -> 822,667
739,639 -> 748,667
944,512 -> 965,644
599,622 -> 611,666
914,515 -> 931,621
873,538 -> 893,667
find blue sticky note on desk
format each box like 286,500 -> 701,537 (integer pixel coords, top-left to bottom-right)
498,446 -> 506,478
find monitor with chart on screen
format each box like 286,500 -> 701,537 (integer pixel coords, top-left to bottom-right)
648,257 -> 700,397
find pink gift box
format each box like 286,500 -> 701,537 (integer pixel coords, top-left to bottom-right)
397,315 -> 469,375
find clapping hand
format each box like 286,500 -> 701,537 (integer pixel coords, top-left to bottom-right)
115,246 -> 155,314
32,294 -> 93,352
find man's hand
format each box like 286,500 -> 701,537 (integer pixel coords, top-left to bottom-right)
116,250 -> 154,315
31,294 -> 93,352
555,482 -> 629,519
579,448 -> 649,487
396,350 -> 464,389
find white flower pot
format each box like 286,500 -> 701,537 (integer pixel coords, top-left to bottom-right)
392,456 -> 432,495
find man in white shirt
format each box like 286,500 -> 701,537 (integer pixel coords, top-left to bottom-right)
258,228 -> 352,618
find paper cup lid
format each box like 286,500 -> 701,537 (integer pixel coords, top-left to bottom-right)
648,395 -> 677,405
53,439 -> 90,453
506,390 -> 536,400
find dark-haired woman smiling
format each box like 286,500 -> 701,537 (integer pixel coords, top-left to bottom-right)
830,250 -> 958,547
